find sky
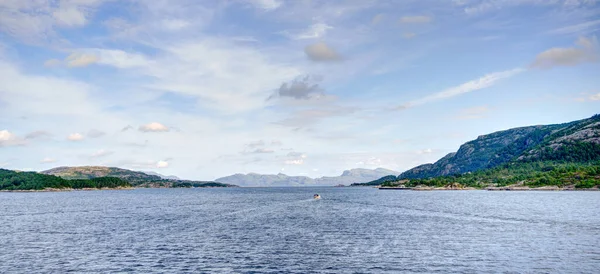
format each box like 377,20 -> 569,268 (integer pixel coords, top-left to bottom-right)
0,0 -> 599,180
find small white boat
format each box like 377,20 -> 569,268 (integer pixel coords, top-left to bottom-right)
313,194 -> 321,200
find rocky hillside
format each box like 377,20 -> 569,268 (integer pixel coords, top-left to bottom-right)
42,166 -> 236,188
399,114 -> 600,179
216,168 -> 400,187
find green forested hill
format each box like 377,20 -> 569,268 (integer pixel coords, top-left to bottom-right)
0,169 -> 131,190
358,115 -> 600,189
42,166 -> 236,188
389,161 -> 600,189
399,114 -> 600,179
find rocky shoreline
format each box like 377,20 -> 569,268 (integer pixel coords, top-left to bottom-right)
377,185 -> 599,191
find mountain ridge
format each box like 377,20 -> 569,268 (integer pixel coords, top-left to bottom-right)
398,114 -> 600,180
215,168 -> 400,187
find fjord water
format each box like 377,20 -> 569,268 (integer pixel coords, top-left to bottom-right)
1,188 -> 598,273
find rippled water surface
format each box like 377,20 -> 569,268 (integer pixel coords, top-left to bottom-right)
1,187 -> 599,273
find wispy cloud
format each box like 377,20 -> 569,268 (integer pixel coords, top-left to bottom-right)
66,52 -> 99,68
458,0 -> 593,15
0,0 -> 105,44
397,68 -> 524,109
550,19 -> 600,35
282,23 -> 333,40
248,0 -> 282,11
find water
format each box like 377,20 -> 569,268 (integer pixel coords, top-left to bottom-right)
1,187 -> 599,273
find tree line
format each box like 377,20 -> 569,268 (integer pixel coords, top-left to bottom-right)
0,169 -> 131,190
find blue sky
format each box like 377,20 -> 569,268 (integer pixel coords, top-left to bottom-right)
0,0 -> 599,180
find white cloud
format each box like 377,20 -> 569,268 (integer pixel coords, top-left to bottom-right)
248,0 -> 282,10
304,42 -> 342,61
53,7 -> 87,27
0,61 -> 97,116
531,36 -> 599,68
589,92 -> 600,101
139,122 -> 169,132
284,23 -> 333,40
399,16 -> 432,24
156,160 -> 169,168
0,130 -> 26,147
66,52 -> 99,67
285,159 -> 305,165
88,39 -> 300,113
41,157 -> 57,163
0,0 -> 105,43
398,68 -> 523,109
93,49 -> 154,69
161,19 -> 190,31
67,133 -> 84,141
284,152 -> 307,165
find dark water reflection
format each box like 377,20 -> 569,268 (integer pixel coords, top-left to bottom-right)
1,187 -> 599,273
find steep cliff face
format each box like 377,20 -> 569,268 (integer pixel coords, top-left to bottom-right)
399,115 -> 600,179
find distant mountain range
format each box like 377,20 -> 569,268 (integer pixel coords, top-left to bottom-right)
142,171 -> 180,180
215,168 -> 400,187
41,166 -> 236,188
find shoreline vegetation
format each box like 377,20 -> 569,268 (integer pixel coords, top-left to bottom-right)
376,186 -> 599,191
0,168 -> 235,192
355,161 -> 600,191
